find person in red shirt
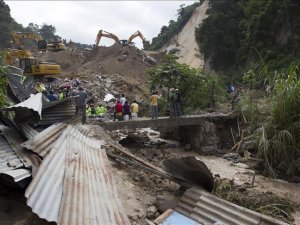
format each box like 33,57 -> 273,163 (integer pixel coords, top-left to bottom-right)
113,100 -> 123,121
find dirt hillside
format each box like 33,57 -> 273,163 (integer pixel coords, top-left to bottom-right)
159,0 -> 209,68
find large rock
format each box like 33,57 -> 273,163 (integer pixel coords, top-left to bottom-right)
162,156 -> 214,192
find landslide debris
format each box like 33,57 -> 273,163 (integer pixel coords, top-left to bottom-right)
35,44 -> 159,104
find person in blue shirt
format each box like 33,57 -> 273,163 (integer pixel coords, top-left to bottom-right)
47,91 -> 58,101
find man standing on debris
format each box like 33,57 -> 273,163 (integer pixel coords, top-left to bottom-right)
150,91 -> 158,119
72,86 -> 88,124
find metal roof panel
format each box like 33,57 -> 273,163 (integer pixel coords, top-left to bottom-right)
25,125 -> 130,225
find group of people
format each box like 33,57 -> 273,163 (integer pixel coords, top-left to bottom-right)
150,89 -> 182,119
33,78 -> 81,102
113,94 -> 139,121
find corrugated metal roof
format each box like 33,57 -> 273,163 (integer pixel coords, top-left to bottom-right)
17,122 -> 39,140
3,66 -> 30,102
175,188 -> 288,225
0,134 -> 24,173
6,93 -> 43,119
0,126 -> 33,168
38,100 -> 76,126
22,123 -> 68,157
25,125 -> 130,225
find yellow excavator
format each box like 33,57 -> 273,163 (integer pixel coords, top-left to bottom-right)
11,31 -> 66,52
3,49 -> 61,76
95,30 -> 121,47
128,31 -> 150,50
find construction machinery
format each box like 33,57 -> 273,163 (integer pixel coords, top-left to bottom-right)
3,49 -> 61,76
128,31 -> 150,49
11,31 -> 66,52
95,30 -> 120,47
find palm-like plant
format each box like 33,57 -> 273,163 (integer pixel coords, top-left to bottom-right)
256,66 -> 300,177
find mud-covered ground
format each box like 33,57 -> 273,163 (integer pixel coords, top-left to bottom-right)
0,126 -> 299,225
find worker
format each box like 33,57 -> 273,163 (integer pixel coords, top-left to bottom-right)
59,91 -> 64,100
72,86 -> 88,124
150,91 -> 158,119
113,100 -> 123,121
47,91 -> 58,101
96,104 -> 107,117
130,100 -> 139,120
34,82 -> 46,94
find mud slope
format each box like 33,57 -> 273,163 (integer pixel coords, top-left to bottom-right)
160,0 -> 209,68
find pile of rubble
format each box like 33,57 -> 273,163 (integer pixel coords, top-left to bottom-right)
33,44 -> 159,107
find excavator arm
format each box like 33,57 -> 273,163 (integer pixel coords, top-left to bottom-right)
95,30 -> 120,46
128,31 -> 150,49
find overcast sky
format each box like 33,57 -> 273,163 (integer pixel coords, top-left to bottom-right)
6,1 -> 195,48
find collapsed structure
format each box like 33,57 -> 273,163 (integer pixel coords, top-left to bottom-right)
0,66 -> 290,225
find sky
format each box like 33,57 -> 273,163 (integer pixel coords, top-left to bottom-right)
6,1 -> 195,48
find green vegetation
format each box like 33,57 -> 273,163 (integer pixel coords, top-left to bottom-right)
235,65 -> 300,178
256,66 -> 300,177
148,54 -> 226,113
196,0 -> 300,76
214,179 -> 296,224
149,1 -> 203,50
0,55 -> 8,107
0,0 -> 23,49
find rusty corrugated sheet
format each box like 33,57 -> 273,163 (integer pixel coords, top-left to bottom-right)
25,125 -> 131,225
22,123 -> 68,157
0,134 -> 24,173
175,188 -> 288,225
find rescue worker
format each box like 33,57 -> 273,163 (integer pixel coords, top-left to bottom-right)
96,104 -> 107,117
34,82 -> 46,94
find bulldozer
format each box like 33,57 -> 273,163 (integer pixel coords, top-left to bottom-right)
3,48 -> 61,77
11,31 -> 66,52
